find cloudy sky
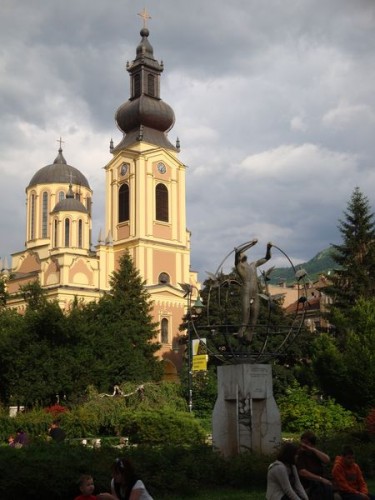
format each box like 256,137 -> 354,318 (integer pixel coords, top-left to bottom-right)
1,0 -> 375,279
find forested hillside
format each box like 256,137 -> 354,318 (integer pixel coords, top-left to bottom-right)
268,247 -> 337,284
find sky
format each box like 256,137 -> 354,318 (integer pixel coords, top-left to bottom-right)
1,0 -> 375,280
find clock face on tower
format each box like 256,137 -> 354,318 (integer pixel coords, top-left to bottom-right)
120,163 -> 129,176
157,162 -> 166,174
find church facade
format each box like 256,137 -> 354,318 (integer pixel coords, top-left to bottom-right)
3,24 -> 199,377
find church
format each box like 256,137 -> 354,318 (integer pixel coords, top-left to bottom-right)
3,17 -> 199,378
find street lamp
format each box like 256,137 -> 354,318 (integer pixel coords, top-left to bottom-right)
179,283 -> 203,412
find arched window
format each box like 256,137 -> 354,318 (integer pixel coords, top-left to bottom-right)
54,219 -> 58,247
42,192 -> 48,238
64,218 -> 70,247
59,191 -> 65,202
158,272 -> 170,285
30,193 -> 36,239
155,184 -> 168,222
148,74 -> 155,96
119,184 -> 130,222
161,318 -> 169,344
134,74 -> 141,98
86,196 -> 92,215
78,219 -> 83,248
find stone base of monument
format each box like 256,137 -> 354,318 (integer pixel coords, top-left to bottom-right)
212,364 -> 281,457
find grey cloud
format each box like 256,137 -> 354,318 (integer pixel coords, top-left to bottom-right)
1,0 -> 375,280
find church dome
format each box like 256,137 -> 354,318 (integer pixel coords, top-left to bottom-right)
52,198 -> 87,214
51,185 -> 88,214
28,148 -> 90,189
116,95 -> 175,134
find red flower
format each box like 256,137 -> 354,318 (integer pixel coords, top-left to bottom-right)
44,404 -> 68,416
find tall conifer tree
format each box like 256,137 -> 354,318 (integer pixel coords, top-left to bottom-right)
328,187 -> 375,308
83,251 -> 162,387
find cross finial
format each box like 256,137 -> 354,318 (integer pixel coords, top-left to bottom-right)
57,137 -> 64,150
138,7 -> 151,28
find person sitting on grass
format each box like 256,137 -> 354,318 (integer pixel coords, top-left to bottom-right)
296,430 -> 334,500
332,446 -> 375,500
110,457 -> 153,500
266,441 -> 309,500
74,474 -> 114,500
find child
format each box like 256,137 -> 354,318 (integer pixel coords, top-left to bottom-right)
332,446 -> 375,500
8,435 -> 15,447
74,475 -> 114,500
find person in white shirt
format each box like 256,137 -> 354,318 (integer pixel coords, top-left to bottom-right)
267,442 -> 309,500
110,457 -> 153,500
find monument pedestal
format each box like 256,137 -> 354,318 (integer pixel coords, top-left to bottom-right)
212,363 -> 281,457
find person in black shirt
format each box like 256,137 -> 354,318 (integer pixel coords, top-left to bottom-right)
296,431 -> 334,500
48,419 -> 66,442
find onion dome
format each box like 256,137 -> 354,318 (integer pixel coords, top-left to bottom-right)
113,28 -> 176,152
51,185 -> 88,214
28,148 -> 90,189
116,94 -> 175,135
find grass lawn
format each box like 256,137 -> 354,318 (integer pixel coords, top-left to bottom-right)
161,480 -> 375,499
160,489 -> 264,499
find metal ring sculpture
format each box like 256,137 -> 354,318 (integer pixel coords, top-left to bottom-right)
189,242 -> 309,364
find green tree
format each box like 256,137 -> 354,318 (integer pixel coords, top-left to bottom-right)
277,381 -> 354,433
19,280 -> 47,310
0,295 -> 76,406
313,298 -> 375,413
0,276 -> 9,308
0,308 -> 25,402
328,187 -> 375,312
75,252 -> 163,391
0,255 -> 164,406
179,270 -> 314,414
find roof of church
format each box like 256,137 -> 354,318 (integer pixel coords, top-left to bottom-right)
51,185 -> 88,214
28,148 -> 90,189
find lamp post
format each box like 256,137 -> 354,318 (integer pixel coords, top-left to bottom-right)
179,283 -> 203,413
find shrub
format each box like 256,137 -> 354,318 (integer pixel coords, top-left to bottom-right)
62,407 -> 100,438
122,410 -> 206,446
277,382 -> 355,433
44,404 -> 68,417
0,409 -> 52,442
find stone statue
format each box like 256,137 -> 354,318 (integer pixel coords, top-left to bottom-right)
234,239 -> 272,343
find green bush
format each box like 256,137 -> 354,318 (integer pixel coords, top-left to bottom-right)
121,410 -> 206,446
278,382 -> 355,433
0,405 -> 207,447
0,443 -> 267,499
0,431 -> 374,499
0,409 -> 52,443
62,407 -> 100,438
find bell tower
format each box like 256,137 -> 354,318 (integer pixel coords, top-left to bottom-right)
102,15 -> 198,370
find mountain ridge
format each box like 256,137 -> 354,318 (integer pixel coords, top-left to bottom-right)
269,247 -> 336,285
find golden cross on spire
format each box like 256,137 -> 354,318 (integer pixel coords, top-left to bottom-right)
138,7 -> 151,28
57,137 -> 64,150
